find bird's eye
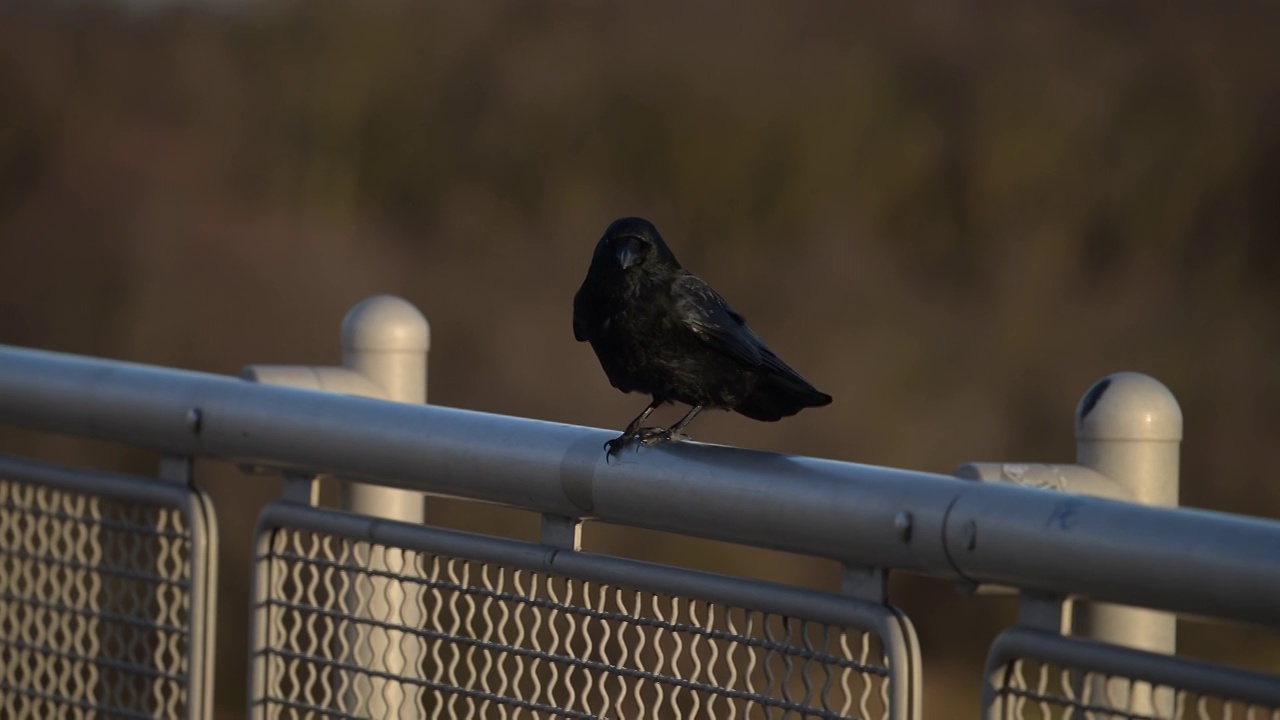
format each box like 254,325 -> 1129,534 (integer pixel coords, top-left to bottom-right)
614,235 -> 646,249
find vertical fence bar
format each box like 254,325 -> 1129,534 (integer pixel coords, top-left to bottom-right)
337,297 -> 430,718
1071,372 -> 1182,717
158,456 -> 218,720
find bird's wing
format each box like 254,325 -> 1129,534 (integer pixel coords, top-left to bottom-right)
675,274 -> 814,380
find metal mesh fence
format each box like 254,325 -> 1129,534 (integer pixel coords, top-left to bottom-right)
0,457 -> 214,720
985,629 -> 1280,720
252,505 -> 916,720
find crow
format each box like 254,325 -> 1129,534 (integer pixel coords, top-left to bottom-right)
573,217 -> 832,456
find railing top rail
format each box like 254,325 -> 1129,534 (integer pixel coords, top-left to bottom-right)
1,343 -> 1278,628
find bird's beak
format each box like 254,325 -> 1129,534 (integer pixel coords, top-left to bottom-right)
616,236 -> 644,269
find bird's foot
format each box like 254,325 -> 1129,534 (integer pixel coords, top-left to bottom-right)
603,427 -> 690,460
638,428 -> 690,446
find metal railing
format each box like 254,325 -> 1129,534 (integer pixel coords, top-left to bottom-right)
984,628 -> 1280,719
0,295 -> 1277,719
252,502 -> 917,719
0,455 -> 217,719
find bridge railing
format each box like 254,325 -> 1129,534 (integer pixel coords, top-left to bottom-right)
0,295 -> 1277,719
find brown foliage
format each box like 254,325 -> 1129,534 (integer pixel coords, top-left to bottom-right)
1,2 -> 1278,716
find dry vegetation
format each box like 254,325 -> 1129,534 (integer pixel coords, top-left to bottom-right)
1,1 -> 1278,716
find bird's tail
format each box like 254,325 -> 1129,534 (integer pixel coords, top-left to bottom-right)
734,373 -> 832,422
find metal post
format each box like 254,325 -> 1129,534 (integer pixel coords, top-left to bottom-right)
1071,372 -> 1181,717
337,296 -> 430,718
337,295 -> 429,520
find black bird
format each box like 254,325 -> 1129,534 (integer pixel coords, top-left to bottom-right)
573,217 -> 832,456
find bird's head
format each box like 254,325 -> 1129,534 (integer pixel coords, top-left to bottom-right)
597,217 -> 679,273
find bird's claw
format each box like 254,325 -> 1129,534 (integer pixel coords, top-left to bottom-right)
603,427 -> 690,460
604,433 -> 639,459
639,428 -> 690,446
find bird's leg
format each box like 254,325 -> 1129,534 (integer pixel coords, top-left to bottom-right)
624,398 -> 664,434
641,405 -> 703,446
605,397 -> 665,457
669,405 -> 703,435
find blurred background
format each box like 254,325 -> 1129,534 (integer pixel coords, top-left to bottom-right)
1,1 -> 1278,717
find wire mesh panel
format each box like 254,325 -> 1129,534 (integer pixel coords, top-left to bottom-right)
984,628 -> 1280,720
251,503 -> 919,720
0,455 -> 217,720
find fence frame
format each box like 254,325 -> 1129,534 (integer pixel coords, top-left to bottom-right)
2,295 -> 1280,719
0,453 -> 217,719
982,627 -> 1280,719
250,500 -> 922,719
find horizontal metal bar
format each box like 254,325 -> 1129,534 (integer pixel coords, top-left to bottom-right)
3,345 -> 1280,629
0,453 -> 200,511
253,697 -> 365,720
944,485 -> 1280,628
0,636 -> 188,684
258,647 -> 601,720
986,627 -> 1280,708
259,500 -> 914,720
0,546 -> 190,588
997,687 -> 1166,720
0,590 -> 189,635
0,500 -> 188,539
0,345 -> 960,574
0,683 -> 154,720
261,596 -> 869,716
263,592 -> 880,676
259,502 -> 902,635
